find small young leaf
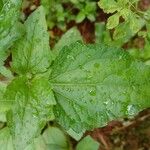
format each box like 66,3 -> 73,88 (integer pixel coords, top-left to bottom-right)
107,13 -> 120,29
76,136 -> 99,150
76,11 -> 86,23
53,27 -> 83,53
87,14 -> 96,22
42,127 -> 71,150
12,6 -> 52,75
85,2 -> 96,13
113,22 -> 133,44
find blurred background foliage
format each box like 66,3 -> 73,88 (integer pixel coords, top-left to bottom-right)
21,0 -> 150,63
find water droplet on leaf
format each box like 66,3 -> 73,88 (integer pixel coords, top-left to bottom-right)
89,90 -> 96,96
127,104 -> 139,116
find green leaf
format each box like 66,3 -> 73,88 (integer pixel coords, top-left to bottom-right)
0,0 -> 23,51
42,127 -> 71,150
98,0 -> 120,13
129,15 -> 145,34
95,22 -> 106,43
5,76 -> 56,150
120,8 -> 132,21
50,42 -> 150,132
76,11 -> 86,23
12,6 -> 52,75
0,128 -> 47,150
85,2 -> 96,13
0,127 -> 13,150
117,0 -> 129,6
76,136 -> 99,150
87,14 -> 95,22
95,22 -> 112,44
98,0 -> 146,45
113,22 -> 134,46
53,27 -> 83,54
41,0 -> 51,15
107,13 -> 120,29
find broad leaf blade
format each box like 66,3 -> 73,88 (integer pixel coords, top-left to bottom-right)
50,42 -> 150,132
12,6 -> 52,75
0,128 -> 47,150
5,76 -> 56,150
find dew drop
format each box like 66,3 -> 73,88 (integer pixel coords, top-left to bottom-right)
104,101 -> 109,105
127,104 -> 139,116
89,90 -> 96,96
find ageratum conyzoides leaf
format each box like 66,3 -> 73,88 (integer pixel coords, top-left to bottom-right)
5,76 -> 56,150
12,6 -> 52,75
50,42 -> 150,132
